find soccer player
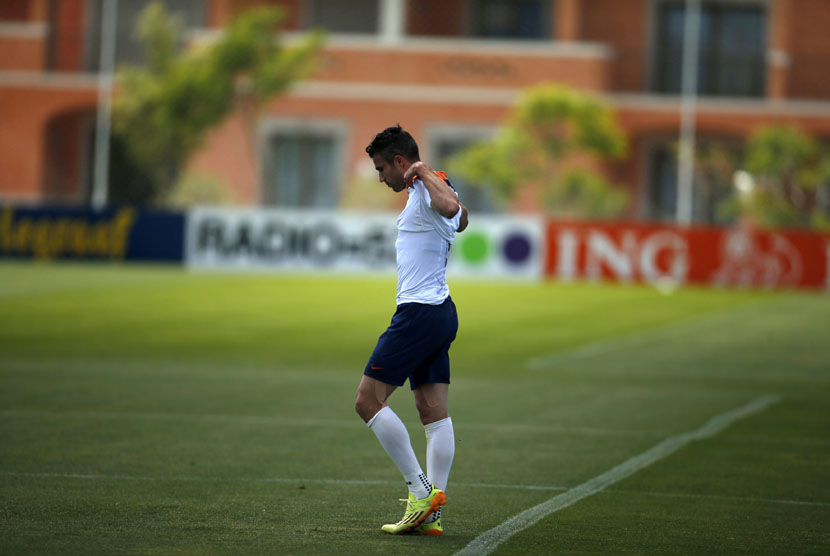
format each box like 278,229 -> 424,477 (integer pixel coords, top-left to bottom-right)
354,125 -> 468,536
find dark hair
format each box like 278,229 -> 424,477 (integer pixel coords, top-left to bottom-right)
365,124 -> 420,163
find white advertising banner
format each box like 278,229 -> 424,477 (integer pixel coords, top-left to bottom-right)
186,207 -> 398,272
186,207 -> 545,279
447,215 -> 545,280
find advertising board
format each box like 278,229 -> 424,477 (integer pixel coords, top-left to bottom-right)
6,203 -> 826,292
0,204 -> 185,262
186,207 -> 398,272
186,207 -> 545,279
448,215 -> 544,279
546,220 -> 830,290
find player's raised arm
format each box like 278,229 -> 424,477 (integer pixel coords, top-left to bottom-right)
457,202 -> 468,233
404,161 -> 460,219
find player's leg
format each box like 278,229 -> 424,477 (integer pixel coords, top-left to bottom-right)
412,300 -> 457,492
414,383 -> 454,493
411,298 -> 458,535
356,376 -> 443,534
412,382 -> 454,535
413,381 -> 449,426
354,374 -> 396,423
358,302 -> 451,533
356,375 -> 429,496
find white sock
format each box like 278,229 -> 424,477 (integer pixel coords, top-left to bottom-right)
425,416 -> 454,491
368,406 -> 431,499
424,417 -> 454,523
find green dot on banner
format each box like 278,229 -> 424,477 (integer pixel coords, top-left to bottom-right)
459,232 -> 489,263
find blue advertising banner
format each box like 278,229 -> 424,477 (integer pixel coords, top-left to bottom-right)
0,205 -> 185,263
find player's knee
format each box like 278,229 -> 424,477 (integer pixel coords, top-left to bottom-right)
415,399 -> 447,425
414,396 -> 429,418
354,390 -> 378,423
354,392 -> 367,419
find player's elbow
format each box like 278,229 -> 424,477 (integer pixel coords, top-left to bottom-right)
457,210 -> 469,233
434,198 -> 460,219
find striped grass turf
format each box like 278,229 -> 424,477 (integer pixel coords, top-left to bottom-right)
0,262 -> 828,555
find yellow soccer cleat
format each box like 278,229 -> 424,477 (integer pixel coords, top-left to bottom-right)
412,517 -> 443,536
381,486 -> 446,535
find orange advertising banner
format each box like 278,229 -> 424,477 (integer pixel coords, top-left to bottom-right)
545,220 -> 830,291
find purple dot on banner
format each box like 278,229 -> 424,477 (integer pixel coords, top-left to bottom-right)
503,234 -> 531,265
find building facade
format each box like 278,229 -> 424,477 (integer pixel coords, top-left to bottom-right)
2,0 -> 829,222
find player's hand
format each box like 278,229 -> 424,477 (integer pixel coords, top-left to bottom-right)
403,161 -> 429,184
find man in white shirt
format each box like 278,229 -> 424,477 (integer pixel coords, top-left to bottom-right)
355,125 -> 468,536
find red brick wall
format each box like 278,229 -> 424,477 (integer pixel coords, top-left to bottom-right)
0,0 -> 30,20
315,46 -> 610,90
51,0 -> 85,72
44,111 -> 93,200
208,0 -> 302,29
788,0 -> 830,100
580,0 -> 649,92
0,33 -> 47,71
0,84 -> 97,201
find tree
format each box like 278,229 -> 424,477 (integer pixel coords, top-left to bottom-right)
112,2 -> 323,203
719,125 -> 830,230
447,84 -> 629,218
687,137 -> 743,225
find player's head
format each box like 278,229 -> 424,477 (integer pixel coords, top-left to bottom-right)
366,124 -> 420,163
366,125 -> 420,192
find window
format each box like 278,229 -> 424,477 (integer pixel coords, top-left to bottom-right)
43,111 -> 96,202
648,145 -> 680,221
468,0 -> 551,40
261,127 -> 342,208
647,138 -> 742,224
306,0 -> 379,34
653,1 -> 766,97
430,131 -> 500,214
84,0 -> 206,71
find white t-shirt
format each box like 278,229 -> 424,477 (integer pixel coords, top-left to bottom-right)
395,178 -> 462,305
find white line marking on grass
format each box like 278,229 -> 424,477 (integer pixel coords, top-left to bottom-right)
525,302 -> 777,370
0,358 -> 357,382
0,471 -> 568,492
0,409 -> 358,429
527,321 -> 713,369
453,395 -> 780,556
606,488 -> 830,508
1,409 -> 666,438
6,470 -> 825,510
462,421 -> 665,438
461,482 -> 567,492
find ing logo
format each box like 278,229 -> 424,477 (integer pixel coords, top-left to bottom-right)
711,230 -> 803,289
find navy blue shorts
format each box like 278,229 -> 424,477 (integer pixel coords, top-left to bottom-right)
364,296 -> 458,390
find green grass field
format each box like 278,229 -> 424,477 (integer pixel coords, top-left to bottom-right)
1,262 -> 828,555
